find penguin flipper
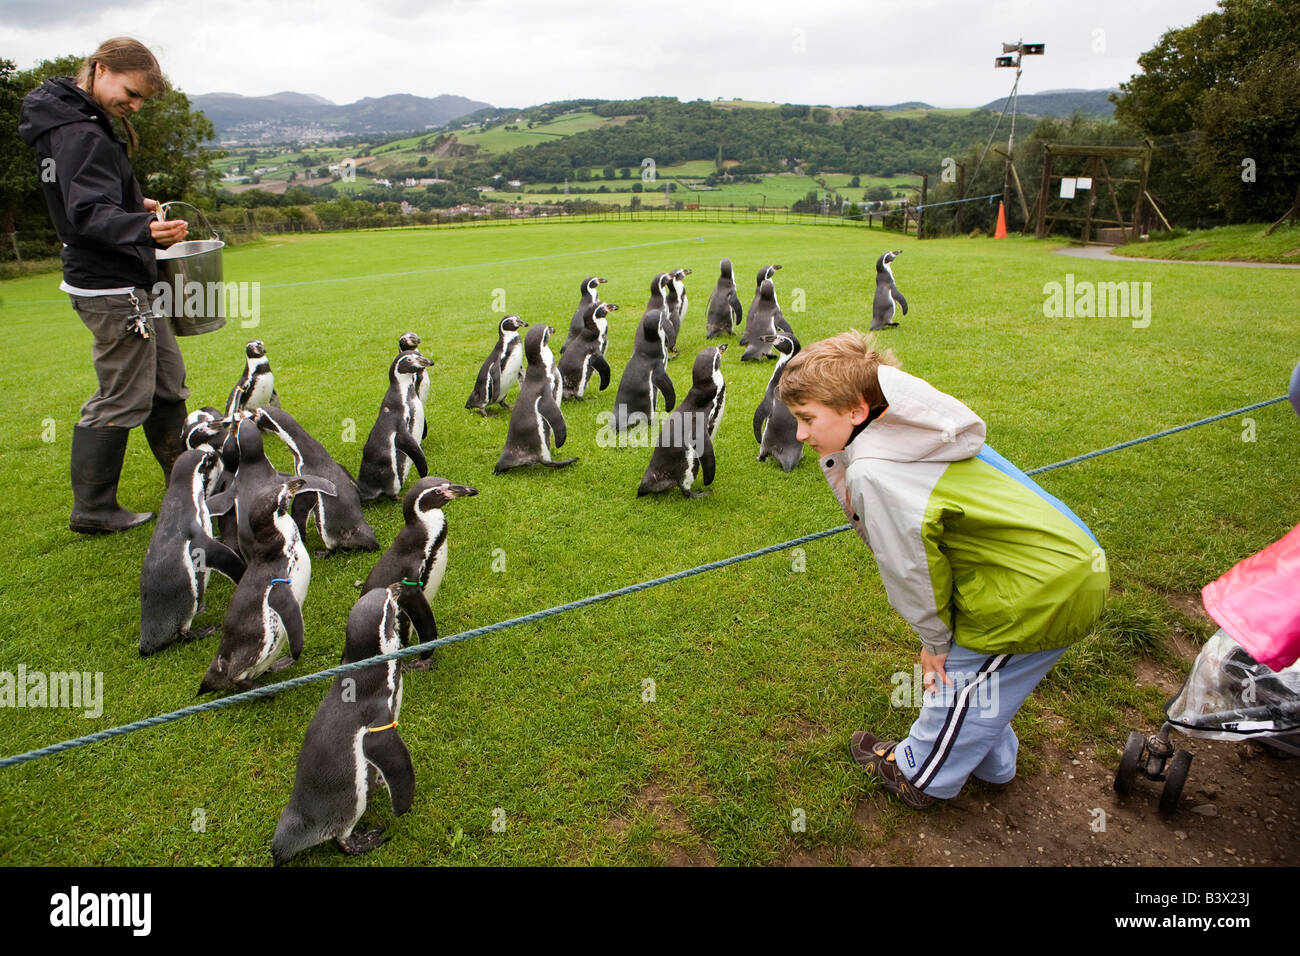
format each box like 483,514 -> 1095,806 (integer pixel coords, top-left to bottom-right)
199,536 -> 246,583
893,289 -> 908,315
540,394 -> 567,448
753,395 -> 772,444
396,583 -> 437,647
729,292 -> 743,327
206,489 -> 236,517
654,368 -> 677,413
593,354 -> 611,392
270,583 -> 305,660
698,433 -> 716,486
395,430 -> 428,478
363,731 -> 415,814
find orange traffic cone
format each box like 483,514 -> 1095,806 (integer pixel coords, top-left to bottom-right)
994,201 -> 1007,238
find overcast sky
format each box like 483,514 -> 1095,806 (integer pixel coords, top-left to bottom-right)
3,0 -> 1219,108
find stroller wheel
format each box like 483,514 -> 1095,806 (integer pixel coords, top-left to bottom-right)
1158,750 -> 1193,815
1114,731 -> 1145,796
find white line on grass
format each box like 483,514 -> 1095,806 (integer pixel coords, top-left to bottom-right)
257,235 -> 709,290
0,235 -> 711,306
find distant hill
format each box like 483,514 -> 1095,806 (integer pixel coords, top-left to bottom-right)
191,91 -> 494,143
979,88 -> 1119,118
870,101 -> 935,111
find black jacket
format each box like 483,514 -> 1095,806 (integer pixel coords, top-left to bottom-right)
18,77 -> 159,290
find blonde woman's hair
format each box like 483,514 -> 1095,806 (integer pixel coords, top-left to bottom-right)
778,329 -> 900,412
76,37 -> 169,154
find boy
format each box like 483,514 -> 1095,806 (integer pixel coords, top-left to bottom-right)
779,331 -> 1108,808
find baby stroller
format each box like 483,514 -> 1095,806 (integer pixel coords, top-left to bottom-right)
1113,521 -> 1300,814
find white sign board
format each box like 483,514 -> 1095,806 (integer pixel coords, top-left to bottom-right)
1059,178 -> 1076,199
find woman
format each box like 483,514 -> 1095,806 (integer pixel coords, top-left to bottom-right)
19,37 -> 191,533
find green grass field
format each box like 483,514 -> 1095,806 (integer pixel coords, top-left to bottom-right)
0,223 -> 1295,865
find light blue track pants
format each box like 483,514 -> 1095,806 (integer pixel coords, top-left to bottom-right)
895,643 -> 1069,800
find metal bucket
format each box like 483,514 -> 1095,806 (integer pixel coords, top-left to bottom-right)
154,201 -> 226,336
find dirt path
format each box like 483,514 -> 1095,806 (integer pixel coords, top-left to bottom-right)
1052,244 -> 1300,269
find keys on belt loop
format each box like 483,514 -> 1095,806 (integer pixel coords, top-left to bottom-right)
124,290 -> 154,340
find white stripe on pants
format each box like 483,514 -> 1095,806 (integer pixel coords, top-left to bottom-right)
894,643 -> 1069,799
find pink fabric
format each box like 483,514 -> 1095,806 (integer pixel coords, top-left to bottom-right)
1202,522 -> 1300,672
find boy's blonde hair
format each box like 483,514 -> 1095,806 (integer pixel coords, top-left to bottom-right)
778,330 -> 900,411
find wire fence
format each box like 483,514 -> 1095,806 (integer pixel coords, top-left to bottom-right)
2,204 -> 910,268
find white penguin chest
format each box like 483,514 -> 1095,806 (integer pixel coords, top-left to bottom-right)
501,339 -> 523,388
420,511 -> 449,599
245,365 -> 274,410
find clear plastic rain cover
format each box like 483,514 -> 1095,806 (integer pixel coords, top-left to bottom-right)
1165,629 -> 1300,740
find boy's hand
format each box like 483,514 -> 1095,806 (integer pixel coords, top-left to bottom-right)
921,649 -> 951,693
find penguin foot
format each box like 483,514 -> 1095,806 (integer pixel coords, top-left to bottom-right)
499,400 -> 512,410
544,457 -> 578,468
402,656 -> 434,672
187,625 -> 218,641
337,827 -> 388,856
268,656 -> 296,673
682,488 -> 711,499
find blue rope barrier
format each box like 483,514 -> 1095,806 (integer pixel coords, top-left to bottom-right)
0,395 -> 1286,770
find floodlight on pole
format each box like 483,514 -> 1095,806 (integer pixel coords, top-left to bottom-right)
993,39 -> 1044,215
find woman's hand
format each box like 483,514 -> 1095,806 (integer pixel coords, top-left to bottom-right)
150,217 -> 188,246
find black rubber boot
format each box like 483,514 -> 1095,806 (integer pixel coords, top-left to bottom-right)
69,425 -> 155,534
142,397 -> 189,486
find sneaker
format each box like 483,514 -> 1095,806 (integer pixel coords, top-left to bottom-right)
849,731 -> 935,810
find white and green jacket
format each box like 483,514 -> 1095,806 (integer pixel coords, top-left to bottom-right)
820,365 -> 1108,657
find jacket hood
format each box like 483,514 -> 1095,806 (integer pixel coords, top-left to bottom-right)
841,365 -> 986,465
18,77 -> 106,146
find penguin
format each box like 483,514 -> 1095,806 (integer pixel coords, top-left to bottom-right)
705,257 -> 743,339
559,276 -> 606,354
752,332 -> 804,473
870,250 -> 908,330
256,406 -> 381,555
205,413 -> 306,559
356,352 -> 433,502
226,340 -> 280,417
558,302 -> 618,399
199,476 -> 337,694
663,267 -> 691,357
612,274 -> 676,432
740,275 -> 791,361
638,345 -> 727,498
182,407 -> 227,453
270,581 -> 436,864
495,324 -> 577,472
465,315 -> 529,415
139,449 -> 246,656
398,331 -> 431,437
397,331 -> 430,405
362,476 -> 478,668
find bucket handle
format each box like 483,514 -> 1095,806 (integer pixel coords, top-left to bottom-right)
158,200 -> 221,242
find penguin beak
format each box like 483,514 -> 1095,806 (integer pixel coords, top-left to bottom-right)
597,277 -> 607,284
448,484 -> 479,499
606,303 -> 619,311
772,264 -> 783,271
716,343 -> 728,353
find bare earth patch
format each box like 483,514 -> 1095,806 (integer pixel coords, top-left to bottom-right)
829,644 -> 1298,867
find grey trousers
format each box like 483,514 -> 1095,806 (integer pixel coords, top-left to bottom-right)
70,287 -> 190,428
